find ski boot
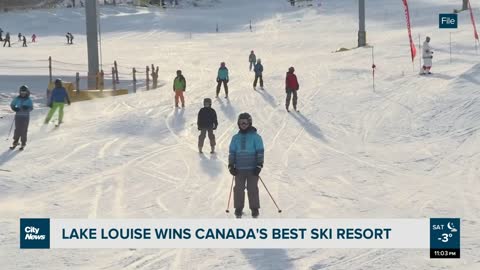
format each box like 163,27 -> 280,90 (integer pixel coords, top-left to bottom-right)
251,208 -> 259,218
210,145 -> 215,154
198,146 -> 203,153
9,142 -> 18,150
234,209 -> 243,219
19,144 -> 26,151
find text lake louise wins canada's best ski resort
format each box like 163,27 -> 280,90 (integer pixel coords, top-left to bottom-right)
0,0 -> 478,269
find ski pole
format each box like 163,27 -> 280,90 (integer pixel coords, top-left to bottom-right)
259,176 -> 282,213
371,46 -> 376,91
5,117 -> 14,141
225,176 -> 234,213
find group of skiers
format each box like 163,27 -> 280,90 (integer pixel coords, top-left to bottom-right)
249,50 -> 264,90
7,47 -> 302,219
8,78 -> 263,218
173,50 -> 299,113
196,98 -> 263,218
8,79 -> 71,150
0,29 -> 37,47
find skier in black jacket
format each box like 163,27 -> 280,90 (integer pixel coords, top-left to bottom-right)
197,98 -> 218,153
3,32 -> 10,47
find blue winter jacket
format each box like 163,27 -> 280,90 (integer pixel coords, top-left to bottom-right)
228,127 -> 264,171
254,63 -> 263,75
10,96 -> 33,117
49,87 -> 70,104
217,67 -> 229,81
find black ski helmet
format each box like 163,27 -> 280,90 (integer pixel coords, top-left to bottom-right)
54,78 -> 62,87
288,66 -> 295,73
19,85 -> 30,97
237,112 -> 252,128
203,98 -> 212,107
19,85 -> 29,92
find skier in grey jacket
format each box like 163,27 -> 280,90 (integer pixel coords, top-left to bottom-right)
249,50 -> 256,71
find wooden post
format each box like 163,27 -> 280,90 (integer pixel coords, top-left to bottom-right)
152,66 -> 159,89
76,72 -> 80,93
146,65 -> 150,90
112,67 -> 116,91
133,67 -> 137,93
114,60 -> 119,83
49,56 -> 52,83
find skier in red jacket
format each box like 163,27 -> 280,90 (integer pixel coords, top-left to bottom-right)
285,67 -> 299,112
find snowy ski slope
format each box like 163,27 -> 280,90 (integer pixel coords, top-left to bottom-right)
0,0 -> 479,269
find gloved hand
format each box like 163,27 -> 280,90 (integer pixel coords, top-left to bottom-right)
213,124 -> 217,130
198,127 -> 201,131
48,103 -> 52,108
216,78 -> 220,83
254,164 -> 262,176
13,107 -> 19,112
226,80 -> 229,83
228,164 -> 237,176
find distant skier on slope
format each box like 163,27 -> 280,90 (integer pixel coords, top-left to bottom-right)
253,58 -> 264,90
3,32 -> 10,47
421,36 -> 433,75
173,70 -> 186,108
10,85 -> 33,150
197,98 -> 218,154
285,66 -> 299,112
45,79 -> 71,126
216,62 -> 229,98
249,50 -> 256,71
22,35 -> 27,47
228,113 -> 264,218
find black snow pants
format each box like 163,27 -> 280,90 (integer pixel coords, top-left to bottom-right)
286,89 -> 298,109
13,115 -> 30,146
234,170 -> 260,210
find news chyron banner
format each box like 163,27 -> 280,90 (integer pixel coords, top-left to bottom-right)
20,218 -> 460,258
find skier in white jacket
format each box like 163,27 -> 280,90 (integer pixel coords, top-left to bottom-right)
421,36 -> 433,75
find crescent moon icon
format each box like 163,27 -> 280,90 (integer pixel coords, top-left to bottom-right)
447,222 -> 458,232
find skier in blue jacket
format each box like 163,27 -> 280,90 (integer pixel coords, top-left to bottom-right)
216,62 -> 229,98
45,78 -> 71,125
10,85 -> 33,150
228,113 -> 264,218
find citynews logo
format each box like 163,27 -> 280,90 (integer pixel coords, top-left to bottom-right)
20,218 -> 50,249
